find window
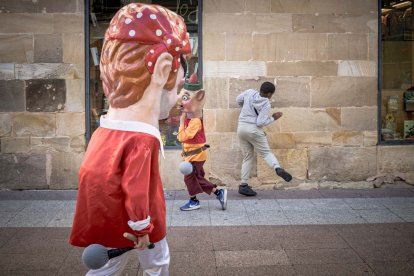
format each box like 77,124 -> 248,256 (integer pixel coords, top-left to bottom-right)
380,0 -> 414,143
85,0 -> 201,147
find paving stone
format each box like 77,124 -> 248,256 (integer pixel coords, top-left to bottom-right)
317,209 -> 367,224
217,265 -> 296,276
285,248 -> 362,265
368,261 -> 414,276
355,209 -> 404,223
242,199 -> 281,211
310,198 -> 351,210
247,210 -> 290,225
216,249 -> 290,267
343,198 -> 386,210
167,227 -> 213,252
169,251 -> 216,276
390,208 -> 414,222
354,244 -> 414,263
278,199 -> 315,210
274,189 -> 323,199
294,263 -> 375,276
280,234 -> 349,250
171,200 -> 211,226
284,210 -> 324,225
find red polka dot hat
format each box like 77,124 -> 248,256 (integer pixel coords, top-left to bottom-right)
105,3 -> 192,74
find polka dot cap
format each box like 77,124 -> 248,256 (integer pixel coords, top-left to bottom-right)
106,3 -> 191,74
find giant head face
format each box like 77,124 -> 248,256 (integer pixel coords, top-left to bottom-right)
177,74 -> 205,114
100,3 -> 191,109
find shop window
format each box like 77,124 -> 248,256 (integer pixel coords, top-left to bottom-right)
86,0 -> 201,147
380,0 -> 414,143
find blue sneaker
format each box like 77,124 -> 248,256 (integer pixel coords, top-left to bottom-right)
216,189 -> 227,210
180,199 -> 200,211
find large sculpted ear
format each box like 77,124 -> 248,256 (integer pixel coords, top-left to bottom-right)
196,89 -> 205,101
151,52 -> 173,89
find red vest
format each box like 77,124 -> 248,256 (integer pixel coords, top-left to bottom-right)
184,118 -> 206,144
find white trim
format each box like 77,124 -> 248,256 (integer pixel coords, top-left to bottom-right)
100,116 -> 165,158
128,216 -> 151,231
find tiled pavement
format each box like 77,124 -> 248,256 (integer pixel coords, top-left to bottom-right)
1,188 -> 414,275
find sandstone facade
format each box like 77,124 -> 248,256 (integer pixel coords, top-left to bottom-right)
0,0 -> 413,190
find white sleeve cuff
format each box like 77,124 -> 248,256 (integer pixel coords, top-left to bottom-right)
128,216 -> 151,231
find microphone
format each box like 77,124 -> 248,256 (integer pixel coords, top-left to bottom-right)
81,233 -> 155,270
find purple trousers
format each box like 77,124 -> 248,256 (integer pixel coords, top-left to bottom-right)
184,161 -> 216,196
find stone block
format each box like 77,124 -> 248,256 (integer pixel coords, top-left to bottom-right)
34,34 -> 62,63
160,150 -> 185,190
279,108 -> 341,132
293,132 -> 332,148
49,152 -> 83,189
274,33 -> 329,61
25,79 -> 66,112
246,0 -> 271,13
31,137 -> 70,153
363,131 -> 377,147
1,137 -> 30,153
378,146 -> 414,174
346,0 -> 378,14
204,61 -> 266,78
0,64 -> 14,80
69,135 -> 85,153
12,113 -> 56,137
332,131 -> 363,147
327,34 -> 368,60
65,79 -> 85,112
63,33 -> 84,64
0,114 -> 12,136
0,80 -> 26,112
310,77 -> 377,108
226,33 -> 252,61
53,14 -> 83,33
16,63 -> 79,80
0,153 -> 47,189
308,147 -> 377,181
271,0 -> 346,13
203,14 -> 255,33
0,0 -> 77,13
368,33 -> 378,61
76,0 -> 84,13
215,109 -> 240,132
206,133 -> 239,151
229,77 -> 274,108
266,133 -> 295,149
0,35 -> 34,63
203,0 -> 245,13
252,34 -> 277,61
274,77 -> 310,107
337,61 -> 377,77
0,13 -> 54,34
267,61 -> 337,77
341,107 -> 377,131
56,112 -> 85,136
204,77 -> 228,109
292,14 -> 376,33
203,109 -> 216,133
255,14 -> 292,33
203,33 -> 225,61
208,149 -> 244,187
257,148 -> 308,183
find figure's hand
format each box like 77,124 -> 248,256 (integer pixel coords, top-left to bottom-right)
180,112 -> 186,125
134,234 -> 150,250
272,112 -> 283,120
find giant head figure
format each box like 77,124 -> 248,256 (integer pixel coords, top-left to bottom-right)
100,3 -> 191,120
177,74 -> 205,115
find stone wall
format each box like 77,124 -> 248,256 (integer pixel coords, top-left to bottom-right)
0,0 -> 85,189
202,0 -> 414,189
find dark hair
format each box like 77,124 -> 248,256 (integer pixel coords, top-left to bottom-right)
260,82 -> 276,95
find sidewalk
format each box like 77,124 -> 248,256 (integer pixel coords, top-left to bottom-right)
1,188 -> 414,275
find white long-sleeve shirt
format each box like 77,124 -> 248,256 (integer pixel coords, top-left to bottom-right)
236,89 -> 274,127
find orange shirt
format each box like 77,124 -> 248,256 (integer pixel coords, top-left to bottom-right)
177,118 -> 208,162
70,127 -> 166,248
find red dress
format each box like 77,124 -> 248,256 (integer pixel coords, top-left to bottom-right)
69,124 -> 166,248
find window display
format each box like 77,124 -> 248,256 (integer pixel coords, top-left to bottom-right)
381,0 -> 414,142
87,0 -> 200,147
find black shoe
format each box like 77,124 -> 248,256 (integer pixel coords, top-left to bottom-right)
239,184 -> 257,196
276,168 -> 292,182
